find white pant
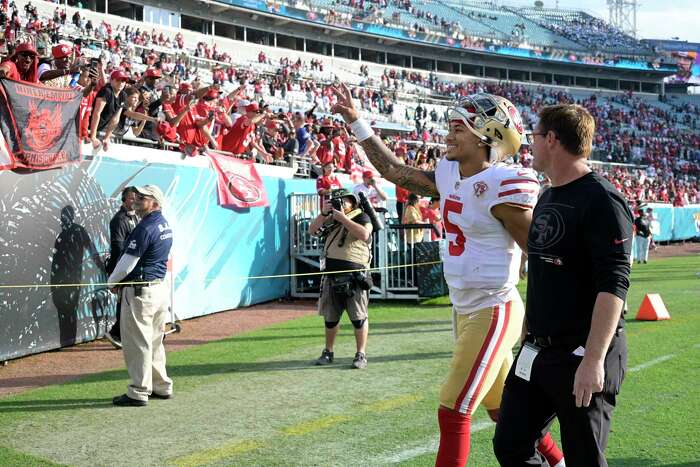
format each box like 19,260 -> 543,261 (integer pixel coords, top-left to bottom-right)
120,282 -> 173,401
635,235 -> 650,263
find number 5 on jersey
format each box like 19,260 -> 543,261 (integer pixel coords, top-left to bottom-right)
443,199 -> 466,256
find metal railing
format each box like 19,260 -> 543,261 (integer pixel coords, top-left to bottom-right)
289,193 -> 444,299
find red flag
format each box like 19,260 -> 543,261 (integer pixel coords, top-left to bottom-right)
0,79 -> 82,170
208,152 -> 269,209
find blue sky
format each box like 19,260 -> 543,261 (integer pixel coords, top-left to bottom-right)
545,0 -> 699,43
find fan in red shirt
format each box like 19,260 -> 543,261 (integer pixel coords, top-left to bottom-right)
171,84 -> 220,156
315,133 -> 334,166
0,42 -> 40,82
221,102 -> 271,161
316,161 -> 342,210
420,197 -> 443,241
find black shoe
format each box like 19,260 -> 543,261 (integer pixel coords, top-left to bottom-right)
352,352 -> 367,369
149,392 -> 172,400
315,349 -> 334,365
104,331 -> 122,349
112,394 -> 146,407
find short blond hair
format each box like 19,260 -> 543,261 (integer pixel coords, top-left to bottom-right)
538,105 -> 595,158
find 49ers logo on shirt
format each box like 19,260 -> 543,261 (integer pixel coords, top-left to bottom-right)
227,173 -> 262,203
473,181 -> 488,198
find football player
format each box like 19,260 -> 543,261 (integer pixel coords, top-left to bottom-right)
330,84 -> 564,467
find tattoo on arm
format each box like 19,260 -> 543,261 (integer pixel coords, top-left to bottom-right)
359,136 -> 438,197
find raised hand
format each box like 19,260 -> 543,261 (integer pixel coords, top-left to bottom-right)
329,83 -> 359,124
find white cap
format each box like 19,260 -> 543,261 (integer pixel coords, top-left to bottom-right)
134,185 -> 166,207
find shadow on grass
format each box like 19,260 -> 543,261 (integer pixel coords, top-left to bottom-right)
0,351 -> 453,400
0,398 -> 112,413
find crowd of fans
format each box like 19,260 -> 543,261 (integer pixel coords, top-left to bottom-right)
0,0 -> 697,212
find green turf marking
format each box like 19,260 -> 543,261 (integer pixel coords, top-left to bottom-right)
169,440 -> 264,467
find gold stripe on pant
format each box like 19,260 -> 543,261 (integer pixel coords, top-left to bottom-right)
439,297 -> 524,415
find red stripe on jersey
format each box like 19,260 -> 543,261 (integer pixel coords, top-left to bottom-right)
498,188 -> 538,197
501,202 -> 535,209
500,178 -> 539,186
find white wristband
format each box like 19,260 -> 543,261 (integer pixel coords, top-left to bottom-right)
350,119 -> 374,142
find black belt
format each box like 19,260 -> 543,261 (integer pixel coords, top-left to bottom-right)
527,334 -> 586,349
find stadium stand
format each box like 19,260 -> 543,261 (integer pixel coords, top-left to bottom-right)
0,0 -> 697,208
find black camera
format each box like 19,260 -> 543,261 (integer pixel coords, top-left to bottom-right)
330,197 -> 343,212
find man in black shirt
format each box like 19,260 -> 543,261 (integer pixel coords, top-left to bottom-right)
89,69 -> 128,150
494,105 -> 632,467
634,208 -> 651,264
104,186 -> 139,348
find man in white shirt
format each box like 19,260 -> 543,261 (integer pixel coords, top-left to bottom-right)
352,170 -> 388,209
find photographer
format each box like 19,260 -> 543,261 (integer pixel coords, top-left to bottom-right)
309,189 -> 373,369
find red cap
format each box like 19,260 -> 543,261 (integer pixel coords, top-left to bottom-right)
206,88 -> 220,99
265,120 -> 279,130
245,102 -> 260,113
178,82 -> 192,93
362,170 -> 374,179
51,44 -> 72,59
144,68 -> 162,78
110,69 -> 129,81
13,42 -> 38,57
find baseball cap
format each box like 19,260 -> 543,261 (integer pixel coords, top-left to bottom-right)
12,42 -> 38,57
178,82 -> 192,94
265,120 -> 279,130
110,69 -> 129,81
51,44 -> 72,59
362,170 -> 374,179
205,88 -> 220,99
134,185 -> 166,207
144,68 -> 162,78
246,102 -> 260,113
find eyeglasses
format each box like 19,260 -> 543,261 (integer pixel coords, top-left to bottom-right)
136,194 -> 153,201
525,131 -> 555,145
16,52 -> 35,58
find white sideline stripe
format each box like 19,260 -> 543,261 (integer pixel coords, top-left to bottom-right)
378,420 -> 495,464
629,354 -> 675,372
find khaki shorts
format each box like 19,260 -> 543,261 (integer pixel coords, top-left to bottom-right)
318,275 -> 369,322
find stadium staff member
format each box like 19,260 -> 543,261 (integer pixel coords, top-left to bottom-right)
107,185 -> 174,407
309,188 -> 373,369
103,186 -> 139,349
494,105 -> 632,467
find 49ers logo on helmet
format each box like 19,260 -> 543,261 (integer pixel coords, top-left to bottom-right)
507,105 -> 524,135
227,173 -> 262,203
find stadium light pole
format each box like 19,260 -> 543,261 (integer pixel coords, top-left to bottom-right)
607,0 -> 638,38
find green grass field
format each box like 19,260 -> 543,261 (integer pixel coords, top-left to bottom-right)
0,255 -> 698,467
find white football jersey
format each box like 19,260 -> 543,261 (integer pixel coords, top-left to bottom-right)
435,158 -> 539,314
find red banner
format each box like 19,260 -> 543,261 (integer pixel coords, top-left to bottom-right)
208,152 -> 269,209
0,79 -> 82,170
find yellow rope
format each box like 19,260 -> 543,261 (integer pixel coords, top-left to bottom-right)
0,260 -> 444,289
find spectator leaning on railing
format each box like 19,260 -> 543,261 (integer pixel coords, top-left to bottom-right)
89,68 -> 129,151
